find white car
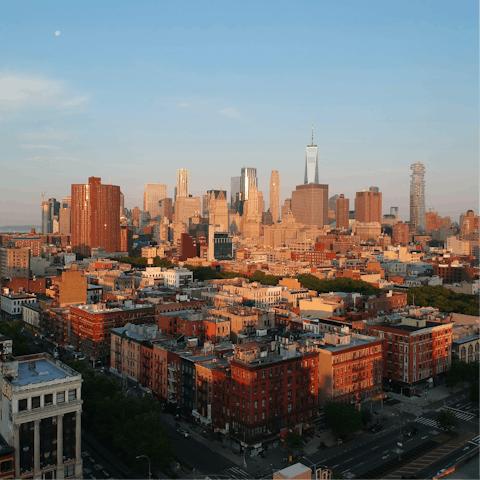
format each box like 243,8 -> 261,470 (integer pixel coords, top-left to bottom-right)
177,428 -> 190,438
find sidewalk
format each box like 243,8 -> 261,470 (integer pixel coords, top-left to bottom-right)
386,384 -> 467,417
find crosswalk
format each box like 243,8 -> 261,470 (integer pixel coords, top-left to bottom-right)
221,466 -> 251,479
415,416 -> 438,427
435,406 -> 475,421
469,435 -> 479,448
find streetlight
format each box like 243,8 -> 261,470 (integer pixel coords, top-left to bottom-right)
301,456 -> 316,476
136,455 -> 151,480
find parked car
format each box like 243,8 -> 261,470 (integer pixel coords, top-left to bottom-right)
177,428 -> 190,438
369,423 -> 383,433
404,426 -> 418,437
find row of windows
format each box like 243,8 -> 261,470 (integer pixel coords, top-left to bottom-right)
18,390 -> 77,411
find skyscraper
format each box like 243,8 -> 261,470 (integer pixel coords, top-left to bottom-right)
355,187 -> 382,223
177,169 -> 189,198
336,194 -> 349,229
304,122 -> 319,184
144,183 -> 167,220
410,162 -> 426,234
231,176 -> 240,209
270,170 -> 280,223
41,197 -> 60,235
240,168 -> 257,202
71,177 -> 121,256
291,183 -> 328,228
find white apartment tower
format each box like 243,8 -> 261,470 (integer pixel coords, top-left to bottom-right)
410,162 -> 426,234
177,169 -> 189,198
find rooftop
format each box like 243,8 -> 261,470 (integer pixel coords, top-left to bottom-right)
14,358 -> 76,386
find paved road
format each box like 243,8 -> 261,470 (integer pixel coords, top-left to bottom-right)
159,414 -> 238,477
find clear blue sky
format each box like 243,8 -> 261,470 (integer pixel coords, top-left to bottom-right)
0,0 -> 478,225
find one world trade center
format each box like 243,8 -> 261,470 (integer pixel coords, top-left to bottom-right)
304,122 -> 319,184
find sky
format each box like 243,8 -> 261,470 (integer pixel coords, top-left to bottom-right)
0,0 -> 478,226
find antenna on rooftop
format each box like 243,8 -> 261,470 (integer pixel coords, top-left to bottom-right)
41,191 -> 47,202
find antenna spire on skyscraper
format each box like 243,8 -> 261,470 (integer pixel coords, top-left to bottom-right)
311,120 -> 314,146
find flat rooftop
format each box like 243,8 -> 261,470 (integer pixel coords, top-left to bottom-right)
16,359 -> 73,386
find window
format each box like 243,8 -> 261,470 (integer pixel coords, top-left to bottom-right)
44,393 -> 53,406
68,389 -> 77,401
0,460 -> 12,473
66,465 -> 75,477
18,399 -> 27,411
32,396 -> 40,409
262,398 -> 266,407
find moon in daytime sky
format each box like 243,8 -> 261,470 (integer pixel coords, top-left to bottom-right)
55,31 -> 61,36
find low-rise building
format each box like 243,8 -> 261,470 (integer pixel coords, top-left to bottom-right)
317,331 -> 383,405
1,292 -> 37,319
0,346 -> 83,479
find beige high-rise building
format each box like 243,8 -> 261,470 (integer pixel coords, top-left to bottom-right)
59,206 -> 71,235
0,246 -> 30,278
209,190 -> 229,232
174,196 -> 201,225
143,183 -> 167,220
291,183 -> 328,228
270,170 -> 280,223
177,169 -> 189,198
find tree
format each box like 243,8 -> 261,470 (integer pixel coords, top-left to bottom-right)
285,431 -> 306,455
436,409 -> 458,432
325,403 -> 363,438
0,321 -> 29,356
361,407 -> 372,426
470,381 -> 479,402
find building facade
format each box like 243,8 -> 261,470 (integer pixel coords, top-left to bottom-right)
143,184 -> 167,220
336,194 -> 349,230
355,187 -> 382,224
0,350 -> 83,479
176,169 -> 189,198
71,177 -> 121,256
410,162 -> 426,234
291,184 -> 329,228
270,170 -> 280,224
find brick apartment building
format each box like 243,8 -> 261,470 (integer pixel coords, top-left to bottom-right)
69,301 -> 156,367
366,317 -> 453,395
211,339 -> 319,447
317,332 -> 383,405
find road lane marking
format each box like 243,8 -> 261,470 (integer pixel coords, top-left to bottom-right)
382,455 -> 389,459
371,446 -> 379,450
332,464 -> 339,468
382,450 -> 389,454
421,435 -> 428,439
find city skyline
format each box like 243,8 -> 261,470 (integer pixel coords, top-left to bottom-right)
0,0 -> 478,225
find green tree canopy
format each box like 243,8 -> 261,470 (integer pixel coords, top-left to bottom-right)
436,409 -> 458,432
249,270 -> 282,285
0,321 -> 29,356
407,286 -> 479,316
325,402 -> 363,438
66,361 -> 173,472
297,275 -> 383,296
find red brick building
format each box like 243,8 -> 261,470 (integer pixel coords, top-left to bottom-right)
71,176 -> 121,256
69,302 -> 155,367
366,318 -> 453,395
336,194 -> 350,230
355,188 -> 382,224
211,340 -> 319,445
317,332 -> 383,405
392,221 -> 410,245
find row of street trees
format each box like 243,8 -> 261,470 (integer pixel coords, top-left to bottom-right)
66,361 -> 174,474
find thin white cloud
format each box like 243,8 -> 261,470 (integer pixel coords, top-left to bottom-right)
0,75 -> 89,117
62,95 -> 89,108
21,144 -> 61,151
28,155 -> 93,165
218,108 -> 241,118
24,128 -> 76,141
180,102 -> 189,107
0,75 -> 62,109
